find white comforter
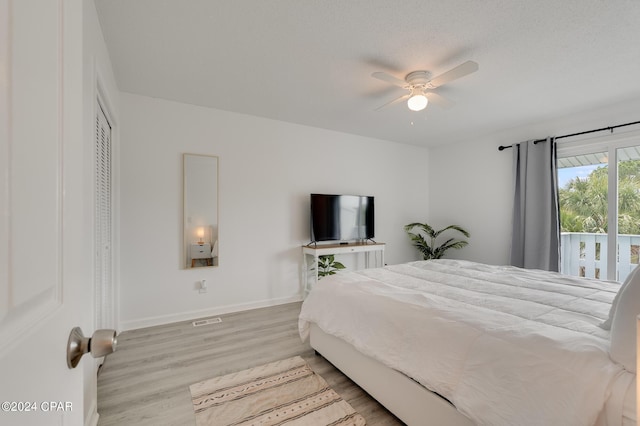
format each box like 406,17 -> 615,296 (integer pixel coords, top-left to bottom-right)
299,260 -> 628,426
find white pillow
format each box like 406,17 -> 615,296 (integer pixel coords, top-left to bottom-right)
600,266 -> 640,330
610,266 -> 640,372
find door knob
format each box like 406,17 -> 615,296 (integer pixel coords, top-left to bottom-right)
67,327 -> 117,369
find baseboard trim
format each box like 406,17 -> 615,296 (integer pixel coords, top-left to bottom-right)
119,295 -> 303,331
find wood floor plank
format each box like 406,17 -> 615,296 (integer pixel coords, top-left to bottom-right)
97,302 -> 404,425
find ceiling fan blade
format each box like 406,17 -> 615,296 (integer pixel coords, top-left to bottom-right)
371,71 -> 407,88
425,91 -> 454,109
428,61 -> 479,88
374,94 -> 410,111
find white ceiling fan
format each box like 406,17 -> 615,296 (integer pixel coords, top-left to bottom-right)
371,60 -> 479,112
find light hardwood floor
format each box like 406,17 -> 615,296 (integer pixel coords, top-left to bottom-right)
97,302 -> 404,425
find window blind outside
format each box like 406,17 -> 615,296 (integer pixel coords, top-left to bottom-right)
95,102 -> 112,329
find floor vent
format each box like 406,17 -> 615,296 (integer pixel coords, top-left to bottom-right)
192,317 -> 222,327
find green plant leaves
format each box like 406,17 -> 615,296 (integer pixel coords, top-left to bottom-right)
318,254 -> 346,278
404,223 -> 469,260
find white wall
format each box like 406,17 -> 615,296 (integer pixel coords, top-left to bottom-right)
429,97 -> 640,265
119,93 -> 430,329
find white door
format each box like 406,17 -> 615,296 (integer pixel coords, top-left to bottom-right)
0,1 -> 91,425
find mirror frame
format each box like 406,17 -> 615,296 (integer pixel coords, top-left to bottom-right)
183,153 -> 219,269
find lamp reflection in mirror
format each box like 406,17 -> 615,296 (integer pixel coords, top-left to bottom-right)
184,153 -> 219,268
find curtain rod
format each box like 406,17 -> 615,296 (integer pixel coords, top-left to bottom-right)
497,120 -> 640,151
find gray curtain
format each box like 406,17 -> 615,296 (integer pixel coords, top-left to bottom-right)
510,137 -> 560,271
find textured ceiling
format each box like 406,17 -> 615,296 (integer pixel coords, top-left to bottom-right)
94,0 -> 640,147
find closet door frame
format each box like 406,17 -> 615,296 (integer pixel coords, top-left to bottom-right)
94,79 -> 119,331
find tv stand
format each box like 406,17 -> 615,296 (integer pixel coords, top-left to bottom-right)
301,242 -> 385,296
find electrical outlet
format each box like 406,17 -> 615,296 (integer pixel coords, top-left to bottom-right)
199,279 -> 207,294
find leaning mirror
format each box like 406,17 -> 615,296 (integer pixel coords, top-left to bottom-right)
184,154 -> 219,268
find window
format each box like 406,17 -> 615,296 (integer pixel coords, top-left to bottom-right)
557,131 -> 640,282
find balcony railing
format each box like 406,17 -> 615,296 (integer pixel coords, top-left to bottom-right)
560,232 -> 640,282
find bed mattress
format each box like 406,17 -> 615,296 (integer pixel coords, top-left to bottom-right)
299,259 -> 636,426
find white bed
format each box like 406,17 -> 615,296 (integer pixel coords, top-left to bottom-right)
298,260 -> 637,426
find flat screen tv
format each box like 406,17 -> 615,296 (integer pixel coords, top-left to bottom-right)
310,194 -> 374,243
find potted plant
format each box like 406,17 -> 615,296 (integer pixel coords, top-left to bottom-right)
317,254 -> 346,278
404,223 -> 470,260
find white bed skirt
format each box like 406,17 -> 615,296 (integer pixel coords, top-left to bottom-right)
309,323 -> 474,426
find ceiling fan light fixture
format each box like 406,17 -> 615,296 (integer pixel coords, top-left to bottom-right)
372,61 -> 478,112
407,92 -> 428,111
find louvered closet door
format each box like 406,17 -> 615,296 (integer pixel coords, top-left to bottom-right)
96,102 -> 113,329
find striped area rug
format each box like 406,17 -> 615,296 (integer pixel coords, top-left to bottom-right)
189,356 -> 366,425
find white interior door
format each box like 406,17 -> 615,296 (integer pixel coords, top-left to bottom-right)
0,1 -> 91,425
